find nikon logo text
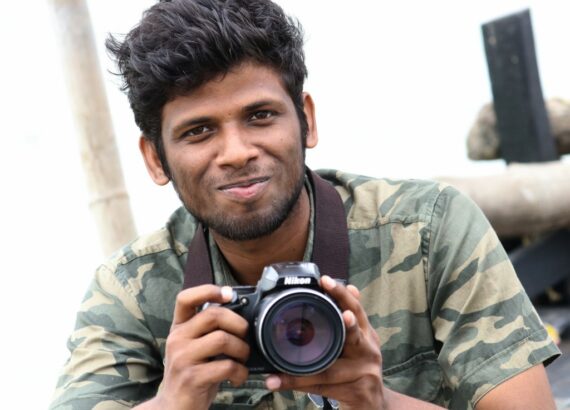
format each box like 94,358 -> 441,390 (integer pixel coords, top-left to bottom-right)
284,277 -> 311,285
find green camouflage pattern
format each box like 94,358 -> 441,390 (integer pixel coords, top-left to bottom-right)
49,169 -> 560,410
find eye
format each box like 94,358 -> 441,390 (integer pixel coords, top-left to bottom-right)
181,125 -> 213,140
249,110 -> 275,121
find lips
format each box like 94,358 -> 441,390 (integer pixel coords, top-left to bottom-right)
217,176 -> 270,190
217,176 -> 270,200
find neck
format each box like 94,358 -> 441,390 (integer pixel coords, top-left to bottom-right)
212,188 -> 311,286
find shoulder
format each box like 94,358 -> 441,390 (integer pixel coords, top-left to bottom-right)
101,207 -> 197,285
87,206 -> 199,323
315,168 -> 456,229
73,207 -> 199,348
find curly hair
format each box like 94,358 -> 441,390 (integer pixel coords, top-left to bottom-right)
106,0 -> 308,175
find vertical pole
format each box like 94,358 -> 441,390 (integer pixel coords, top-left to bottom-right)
48,0 -> 137,256
482,9 -> 568,303
482,9 -> 558,163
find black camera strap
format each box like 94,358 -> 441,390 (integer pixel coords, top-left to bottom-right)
183,169 -> 349,289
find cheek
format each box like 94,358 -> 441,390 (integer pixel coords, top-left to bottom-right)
166,156 -> 204,195
285,138 -> 305,165
167,148 -> 209,178
275,129 -> 303,156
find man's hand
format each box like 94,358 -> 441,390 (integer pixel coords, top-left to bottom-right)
136,285 -> 250,410
264,275 -> 385,409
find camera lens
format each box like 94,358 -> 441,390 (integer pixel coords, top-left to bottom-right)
271,301 -> 329,364
285,318 -> 315,347
257,289 -> 345,375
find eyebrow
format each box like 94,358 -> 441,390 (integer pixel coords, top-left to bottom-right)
243,99 -> 281,112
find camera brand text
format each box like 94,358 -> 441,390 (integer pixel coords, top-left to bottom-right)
284,276 -> 312,285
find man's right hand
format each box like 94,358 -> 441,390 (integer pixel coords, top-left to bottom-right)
135,285 -> 250,410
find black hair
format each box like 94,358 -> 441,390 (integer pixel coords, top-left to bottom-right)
106,0 -> 308,176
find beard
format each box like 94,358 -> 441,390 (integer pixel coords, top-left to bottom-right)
172,164 -> 306,241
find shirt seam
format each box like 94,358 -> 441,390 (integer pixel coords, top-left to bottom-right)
108,225 -> 188,270
423,186 -> 451,310
383,350 -> 438,376
118,243 -> 183,266
344,183 -> 445,231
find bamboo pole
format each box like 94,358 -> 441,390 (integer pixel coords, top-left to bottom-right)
48,0 -> 137,256
436,161 -> 570,238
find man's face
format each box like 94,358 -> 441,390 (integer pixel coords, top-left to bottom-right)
142,62 -> 317,241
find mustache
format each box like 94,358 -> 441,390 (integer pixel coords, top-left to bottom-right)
211,164 -> 264,186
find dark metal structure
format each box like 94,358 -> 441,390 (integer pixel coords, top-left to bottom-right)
482,9 -> 558,163
482,9 -> 569,301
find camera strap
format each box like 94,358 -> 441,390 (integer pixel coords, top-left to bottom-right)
183,169 -> 350,289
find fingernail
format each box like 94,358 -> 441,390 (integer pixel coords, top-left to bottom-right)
322,275 -> 337,289
347,284 -> 360,298
345,310 -> 356,327
221,286 -> 233,302
265,375 -> 281,390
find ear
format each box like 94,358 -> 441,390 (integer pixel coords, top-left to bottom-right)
302,92 -> 318,149
139,135 -> 170,186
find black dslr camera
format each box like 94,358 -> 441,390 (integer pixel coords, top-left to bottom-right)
206,262 -> 346,376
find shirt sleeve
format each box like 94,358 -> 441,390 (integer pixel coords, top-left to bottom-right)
426,185 -> 560,410
49,264 -> 163,410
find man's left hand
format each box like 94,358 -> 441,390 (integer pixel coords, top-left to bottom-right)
265,275 -> 385,409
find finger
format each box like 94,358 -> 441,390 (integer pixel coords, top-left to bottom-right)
172,285 -> 234,325
191,359 -> 250,388
265,358 -> 355,391
167,330 -> 249,367
187,330 -> 251,364
177,306 -> 248,340
346,284 -> 360,299
268,373 -> 382,409
341,310 -> 367,354
343,310 -> 357,329
321,276 -> 368,327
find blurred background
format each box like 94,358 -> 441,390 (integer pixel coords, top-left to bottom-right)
1,1 -> 569,408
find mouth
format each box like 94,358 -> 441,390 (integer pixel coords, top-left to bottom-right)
217,176 -> 270,200
217,176 -> 270,190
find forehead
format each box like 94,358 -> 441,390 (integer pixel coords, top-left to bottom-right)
169,62 -> 290,109
196,62 -> 289,99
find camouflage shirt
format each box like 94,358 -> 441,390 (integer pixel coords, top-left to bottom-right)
50,169 -> 559,410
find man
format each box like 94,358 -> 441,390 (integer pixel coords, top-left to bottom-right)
50,0 -> 559,409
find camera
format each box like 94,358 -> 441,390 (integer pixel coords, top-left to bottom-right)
205,262 -> 346,376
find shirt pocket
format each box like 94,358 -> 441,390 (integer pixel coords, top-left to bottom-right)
383,350 -> 444,403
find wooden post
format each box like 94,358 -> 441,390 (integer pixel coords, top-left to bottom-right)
482,9 -> 558,163
48,0 -> 137,256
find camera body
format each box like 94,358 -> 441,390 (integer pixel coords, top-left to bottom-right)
214,262 -> 346,376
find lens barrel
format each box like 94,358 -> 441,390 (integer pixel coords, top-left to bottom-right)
256,288 -> 345,376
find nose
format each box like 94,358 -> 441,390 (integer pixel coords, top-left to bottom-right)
215,125 -> 259,168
